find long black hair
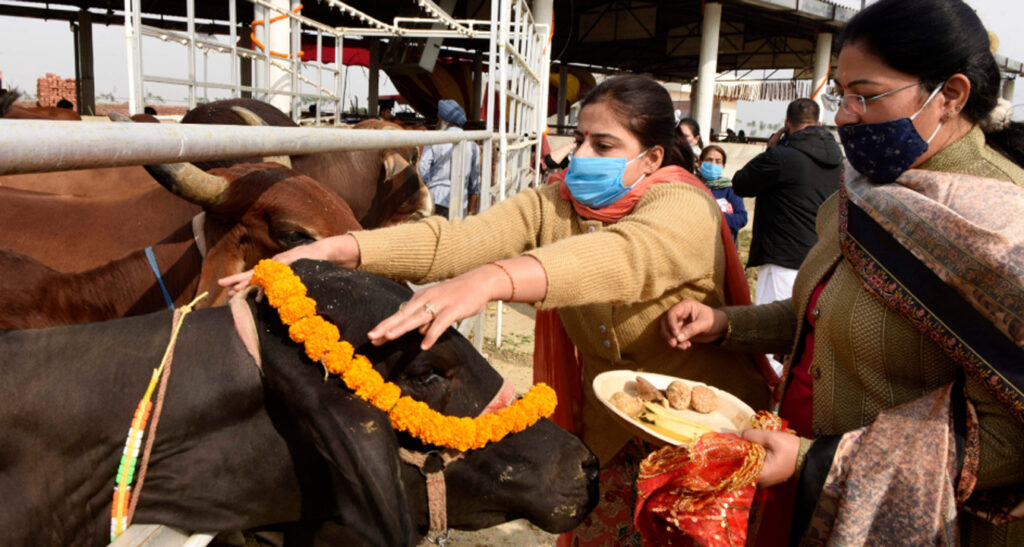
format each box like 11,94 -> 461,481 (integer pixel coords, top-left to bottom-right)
839,0 -> 1024,166
580,75 -> 686,169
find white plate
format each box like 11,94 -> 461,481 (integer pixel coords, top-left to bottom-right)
593,370 -> 756,446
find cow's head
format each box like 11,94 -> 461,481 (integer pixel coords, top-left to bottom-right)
181,99 -> 432,229
253,260 -> 599,543
144,162 -> 362,307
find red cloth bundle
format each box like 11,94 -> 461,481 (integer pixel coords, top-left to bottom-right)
634,411 -> 792,546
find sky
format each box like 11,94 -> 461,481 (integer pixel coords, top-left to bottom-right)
0,0 -> 1021,132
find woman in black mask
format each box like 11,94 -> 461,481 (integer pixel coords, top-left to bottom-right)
661,0 -> 1024,543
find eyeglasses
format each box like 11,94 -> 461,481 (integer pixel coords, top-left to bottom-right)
822,81 -> 924,115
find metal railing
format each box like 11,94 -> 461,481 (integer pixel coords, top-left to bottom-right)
15,0 -> 550,353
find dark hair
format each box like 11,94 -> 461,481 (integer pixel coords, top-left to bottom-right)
672,129 -> 697,172
786,98 -> 820,126
700,144 -> 727,166
580,74 -> 681,168
56,98 -> 73,109
839,0 -> 1024,166
678,117 -> 705,148
144,105 -> 157,115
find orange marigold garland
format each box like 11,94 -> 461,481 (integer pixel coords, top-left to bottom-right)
250,259 -> 556,451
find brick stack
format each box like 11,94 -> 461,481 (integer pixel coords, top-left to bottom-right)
36,73 -> 77,108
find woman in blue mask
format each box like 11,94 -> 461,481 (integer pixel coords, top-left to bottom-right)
222,74 -> 774,543
696,145 -> 747,243
660,0 -> 1024,543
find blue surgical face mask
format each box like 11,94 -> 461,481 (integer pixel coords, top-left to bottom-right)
837,83 -> 945,184
563,149 -> 649,208
700,162 -> 723,182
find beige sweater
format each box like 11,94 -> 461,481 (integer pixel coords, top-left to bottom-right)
353,181 -> 771,463
722,126 -> 1024,544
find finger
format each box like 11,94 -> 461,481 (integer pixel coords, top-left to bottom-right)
219,270 -> 253,288
369,302 -> 433,345
659,317 -> 676,346
420,308 -> 455,350
741,428 -> 771,445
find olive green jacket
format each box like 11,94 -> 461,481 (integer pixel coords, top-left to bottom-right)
721,126 -> 1024,544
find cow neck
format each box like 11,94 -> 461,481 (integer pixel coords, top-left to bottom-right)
0,310 -> 186,544
13,240 -> 203,328
399,379 -> 516,543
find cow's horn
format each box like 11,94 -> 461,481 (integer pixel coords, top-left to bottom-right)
144,163 -> 229,206
230,105 -> 292,169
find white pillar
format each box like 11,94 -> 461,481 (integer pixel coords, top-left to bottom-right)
812,32 -> 833,120
1003,77 -> 1016,101
693,2 -> 721,145
267,0 -> 291,113
532,0 -> 553,32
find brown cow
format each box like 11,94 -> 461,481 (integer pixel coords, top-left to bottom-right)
181,99 -> 432,227
0,161 -> 361,325
0,89 -> 81,121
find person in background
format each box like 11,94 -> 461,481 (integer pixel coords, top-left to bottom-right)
696,145 -> 747,243
418,99 -> 481,216
677,116 -> 704,154
737,129 -> 748,143
540,131 -> 578,175
222,74 -> 772,545
143,105 -> 157,116
662,0 -> 1024,542
379,98 -> 396,122
731,97 -> 842,374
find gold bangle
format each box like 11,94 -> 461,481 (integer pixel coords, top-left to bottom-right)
488,261 -> 516,301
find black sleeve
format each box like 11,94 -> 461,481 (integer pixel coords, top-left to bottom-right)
732,148 -> 782,197
543,154 -> 569,170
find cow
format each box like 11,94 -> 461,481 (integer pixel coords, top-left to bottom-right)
0,89 -> 82,121
0,160 -> 361,320
0,98 -> 432,226
181,98 -> 433,228
0,260 -> 600,546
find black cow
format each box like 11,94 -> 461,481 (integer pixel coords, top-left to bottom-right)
0,260 -> 599,545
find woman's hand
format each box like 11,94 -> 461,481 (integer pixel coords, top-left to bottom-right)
742,429 -> 800,487
659,299 -> 730,350
368,265 -> 506,350
218,234 -> 361,296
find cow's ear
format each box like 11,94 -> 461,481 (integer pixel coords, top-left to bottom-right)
261,338 -> 416,547
381,150 -> 412,181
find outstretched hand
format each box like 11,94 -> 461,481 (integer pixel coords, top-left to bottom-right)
218,234 -> 360,297
368,266 -> 504,350
659,299 -> 730,350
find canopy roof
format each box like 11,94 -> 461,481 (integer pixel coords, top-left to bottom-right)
1,0 -> 1021,82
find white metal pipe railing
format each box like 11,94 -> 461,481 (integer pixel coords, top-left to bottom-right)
0,121 -> 491,175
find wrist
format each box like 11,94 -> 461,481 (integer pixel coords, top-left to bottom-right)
326,234 -> 361,269
711,309 -> 731,343
486,261 -> 516,302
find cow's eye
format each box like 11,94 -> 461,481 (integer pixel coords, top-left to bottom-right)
413,372 -> 443,387
276,231 -> 316,248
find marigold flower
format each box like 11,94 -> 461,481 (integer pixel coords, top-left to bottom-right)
253,259 -> 558,451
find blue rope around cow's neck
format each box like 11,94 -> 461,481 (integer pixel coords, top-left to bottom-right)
144,246 -> 176,311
